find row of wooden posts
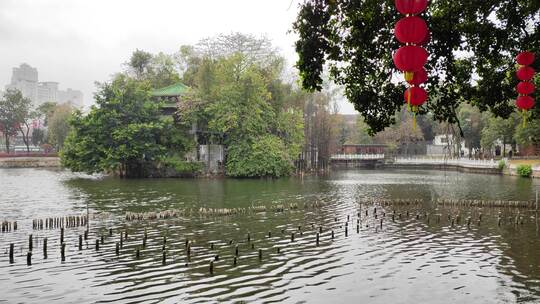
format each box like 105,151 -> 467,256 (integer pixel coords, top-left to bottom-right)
1,221 -> 17,233
437,199 -> 537,209
32,215 -> 88,230
123,201 -> 330,222
10,206 -> 534,270
3,198 -> 536,234
12,211 -> 384,268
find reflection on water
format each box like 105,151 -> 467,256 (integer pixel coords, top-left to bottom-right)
0,168 -> 539,303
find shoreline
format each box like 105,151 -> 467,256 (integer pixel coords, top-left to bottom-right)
0,157 -> 61,168
2,156 -> 540,179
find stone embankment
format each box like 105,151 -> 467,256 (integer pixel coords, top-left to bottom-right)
388,157 -> 501,174
0,157 -> 61,168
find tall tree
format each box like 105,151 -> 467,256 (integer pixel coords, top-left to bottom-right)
128,49 -> 153,80
47,103 -> 73,150
178,37 -> 305,177
458,104 -> 485,155
481,114 -> 518,156
62,75 -> 173,177
0,89 -> 31,152
293,0 -> 540,134
126,50 -> 180,88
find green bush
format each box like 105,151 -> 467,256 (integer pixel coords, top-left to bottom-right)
498,160 -> 506,170
516,164 -> 533,178
226,135 -> 293,178
162,156 -> 203,174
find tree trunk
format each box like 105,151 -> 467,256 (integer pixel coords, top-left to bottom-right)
18,123 -> 31,152
4,133 -> 10,153
503,137 -> 507,157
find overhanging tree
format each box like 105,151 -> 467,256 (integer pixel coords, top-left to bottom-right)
293,0 -> 540,134
61,75 -> 171,177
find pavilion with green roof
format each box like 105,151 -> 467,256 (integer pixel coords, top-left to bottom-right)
151,83 -> 190,116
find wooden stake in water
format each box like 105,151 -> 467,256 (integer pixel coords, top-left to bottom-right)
79,235 -> 83,250
316,233 -> 320,246
9,243 -> 14,264
43,238 -> 48,258
27,251 -> 32,266
61,243 -> 66,262
29,234 -> 33,252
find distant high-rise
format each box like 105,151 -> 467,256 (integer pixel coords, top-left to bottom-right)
37,81 -> 59,105
58,88 -> 84,108
6,63 -> 38,103
4,63 -> 83,108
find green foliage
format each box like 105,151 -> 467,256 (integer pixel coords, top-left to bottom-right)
226,135 -> 293,178
481,114 -> 518,153
516,164 -> 533,178
0,89 -> 32,152
180,43 -> 305,177
458,104 -> 484,151
127,50 -> 180,88
31,128 -> 45,147
47,103 -> 73,150
161,156 -> 203,174
293,0 -> 540,134
36,101 -> 57,126
356,117 -> 374,144
61,75 -> 180,177
515,118 -> 540,148
498,160 -> 506,170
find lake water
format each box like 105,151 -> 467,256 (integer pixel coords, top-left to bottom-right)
0,168 -> 539,303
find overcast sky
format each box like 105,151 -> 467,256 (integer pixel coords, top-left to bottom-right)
0,0 -> 357,114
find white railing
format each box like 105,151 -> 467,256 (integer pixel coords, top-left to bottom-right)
330,154 -> 385,160
394,157 -> 498,168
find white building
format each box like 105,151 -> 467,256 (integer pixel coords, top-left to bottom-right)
58,88 -> 84,108
4,63 -> 83,109
37,81 -> 59,105
427,134 -> 468,157
5,63 -> 38,103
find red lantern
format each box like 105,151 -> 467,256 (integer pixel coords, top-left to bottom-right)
407,68 -> 428,85
404,87 -> 428,106
419,31 -> 430,46
393,45 -> 428,81
516,95 -> 535,110
395,0 -> 428,15
517,82 -> 535,95
516,51 -> 535,66
516,66 -> 536,81
394,16 -> 428,44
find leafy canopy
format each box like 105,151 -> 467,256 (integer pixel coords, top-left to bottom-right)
293,0 -> 540,134
61,75 -> 181,177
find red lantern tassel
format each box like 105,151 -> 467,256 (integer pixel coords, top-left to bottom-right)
522,109 -> 528,128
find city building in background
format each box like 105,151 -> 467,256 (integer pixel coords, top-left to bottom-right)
4,63 -> 83,108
